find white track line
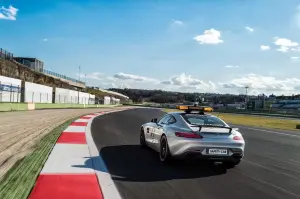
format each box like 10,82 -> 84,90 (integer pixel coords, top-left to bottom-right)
86,113 -> 123,199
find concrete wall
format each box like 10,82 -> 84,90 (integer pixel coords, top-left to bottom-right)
55,88 -> 95,104
55,87 -> 79,104
0,75 -> 21,102
104,96 -> 111,105
24,82 -> 53,103
111,97 -> 120,105
89,94 -> 95,104
0,75 -> 104,105
78,91 -> 89,104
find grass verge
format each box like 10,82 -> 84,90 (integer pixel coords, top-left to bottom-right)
0,116 -> 80,199
164,109 -> 300,131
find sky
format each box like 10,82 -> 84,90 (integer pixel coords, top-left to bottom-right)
1,0 -> 300,96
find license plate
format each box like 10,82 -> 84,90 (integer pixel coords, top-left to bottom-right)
208,148 -> 227,155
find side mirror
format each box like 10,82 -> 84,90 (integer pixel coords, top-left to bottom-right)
151,118 -> 158,123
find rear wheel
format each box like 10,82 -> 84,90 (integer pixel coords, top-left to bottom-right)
159,135 -> 171,162
140,128 -> 147,148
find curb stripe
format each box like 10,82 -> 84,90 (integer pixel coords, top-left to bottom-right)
28,174 -> 103,199
70,122 -> 88,126
64,126 -> 86,133
80,116 -> 93,119
28,108 -> 134,199
57,132 -> 86,144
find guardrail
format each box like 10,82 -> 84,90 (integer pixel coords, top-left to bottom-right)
40,69 -> 85,85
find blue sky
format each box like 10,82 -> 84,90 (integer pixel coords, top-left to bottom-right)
1,0 -> 300,95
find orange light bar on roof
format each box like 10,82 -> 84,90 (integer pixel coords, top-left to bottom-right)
176,105 -> 203,111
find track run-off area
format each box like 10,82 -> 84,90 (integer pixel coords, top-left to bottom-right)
91,108 -> 300,199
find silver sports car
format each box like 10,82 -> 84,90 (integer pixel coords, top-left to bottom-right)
140,106 -> 245,167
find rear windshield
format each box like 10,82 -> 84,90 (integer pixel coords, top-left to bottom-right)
181,114 -> 226,126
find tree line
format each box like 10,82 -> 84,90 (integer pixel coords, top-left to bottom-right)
108,88 -> 300,104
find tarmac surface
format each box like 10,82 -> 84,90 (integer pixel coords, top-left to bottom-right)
91,108 -> 300,199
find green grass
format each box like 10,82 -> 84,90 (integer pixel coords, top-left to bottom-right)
0,117 -> 80,199
0,103 -> 28,112
34,103 -> 121,109
164,109 -> 300,131
0,103 -> 122,112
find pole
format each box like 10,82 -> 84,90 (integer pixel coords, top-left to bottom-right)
245,86 -> 249,110
78,65 -> 81,81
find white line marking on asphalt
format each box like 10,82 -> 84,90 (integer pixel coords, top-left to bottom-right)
290,159 -> 300,164
243,159 -> 299,180
237,171 -> 300,198
86,112 -> 123,199
235,125 -> 300,138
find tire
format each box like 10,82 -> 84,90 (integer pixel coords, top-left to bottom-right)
140,128 -> 147,148
224,158 -> 241,169
159,135 -> 171,162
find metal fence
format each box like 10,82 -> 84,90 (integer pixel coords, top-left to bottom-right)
0,81 -> 21,102
0,48 -> 13,60
40,69 -> 85,85
55,94 -> 95,104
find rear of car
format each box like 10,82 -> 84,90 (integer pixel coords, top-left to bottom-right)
168,112 -> 245,166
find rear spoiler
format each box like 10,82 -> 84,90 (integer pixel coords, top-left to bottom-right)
190,125 -> 232,134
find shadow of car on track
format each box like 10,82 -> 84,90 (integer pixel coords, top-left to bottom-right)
72,145 -> 228,182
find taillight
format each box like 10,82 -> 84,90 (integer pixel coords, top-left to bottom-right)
233,136 -> 243,140
175,132 -> 203,139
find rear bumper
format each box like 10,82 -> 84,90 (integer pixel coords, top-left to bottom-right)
168,137 -> 245,158
172,148 -> 243,161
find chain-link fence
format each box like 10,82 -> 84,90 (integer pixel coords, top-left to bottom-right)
0,81 -> 21,102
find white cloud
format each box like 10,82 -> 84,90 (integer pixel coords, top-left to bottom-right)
221,73 -> 300,95
224,65 -> 239,68
290,56 -> 299,60
193,29 -> 224,45
169,73 -> 203,86
113,72 -> 157,82
84,72 -> 300,95
245,26 -> 254,32
172,20 -> 183,25
0,5 -> 18,20
84,72 -> 105,80
260,45 -> 270,51
273,37 -> 299,52
161,73 -> 217,92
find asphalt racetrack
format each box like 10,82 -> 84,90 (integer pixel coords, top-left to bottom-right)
91,108 -> 300,199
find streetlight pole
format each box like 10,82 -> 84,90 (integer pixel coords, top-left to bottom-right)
78,65 -> 81,81
245,86 -> 249,110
